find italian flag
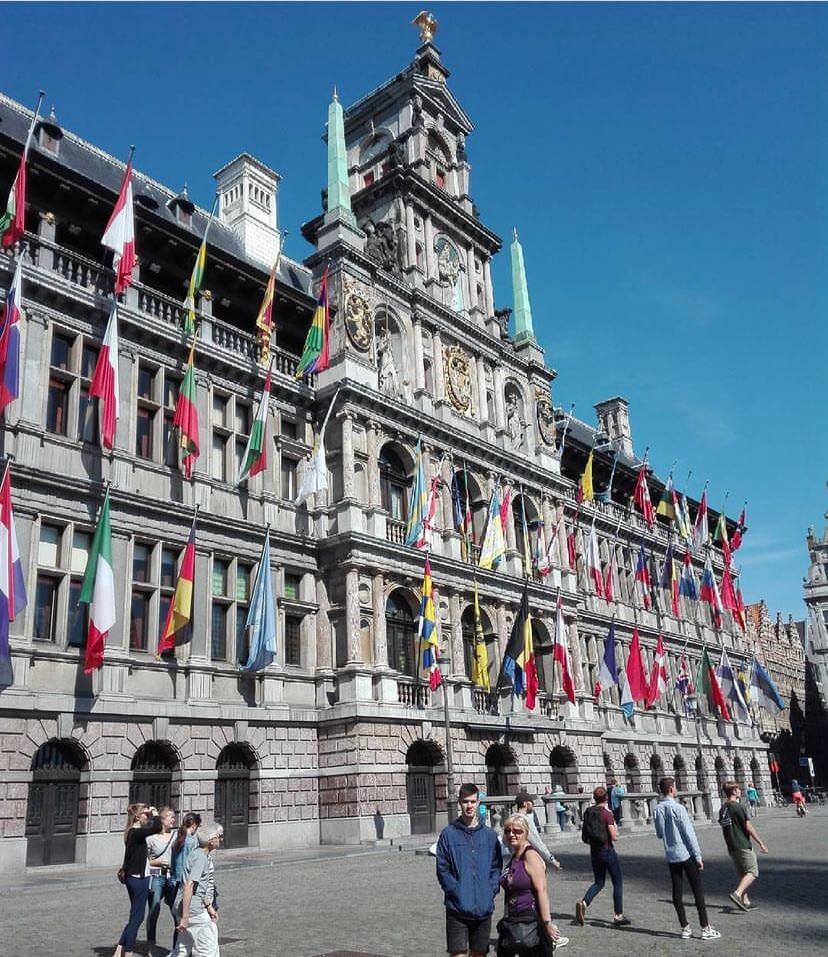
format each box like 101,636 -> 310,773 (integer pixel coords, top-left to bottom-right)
698,646 -> 731,721
173,342 -> 200,477
89,304 -> 120,449
101,158 -> 136,294
237,364 -> 272,484
79,491 -> 116,674
158,525 -> 195,656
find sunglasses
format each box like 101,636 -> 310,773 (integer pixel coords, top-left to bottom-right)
504,828 -> 526,835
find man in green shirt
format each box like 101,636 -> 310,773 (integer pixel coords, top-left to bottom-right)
718,781 -> 769,911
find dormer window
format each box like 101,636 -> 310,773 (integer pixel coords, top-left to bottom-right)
178,207 -> 192,228
363,170 -> 375,188
37,109 -> 63,157
168,185 -> 195,229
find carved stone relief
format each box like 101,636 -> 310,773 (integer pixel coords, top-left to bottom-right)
444,344 -> 473,415
376,325 -> 402,399
342,275 -> 373,353
535,388 -> 556,447
504,384 -> 527,451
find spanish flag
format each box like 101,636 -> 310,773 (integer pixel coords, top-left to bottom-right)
157,524 -> 196,657
295,268 -> 330,378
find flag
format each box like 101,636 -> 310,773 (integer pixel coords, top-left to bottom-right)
241,532 -> 276,672
158,524 -> 196,656
566,519 -> 577,570
471,581 -> 490,691
656,474 -> 676,521
101,157 -> 136,294
502,581 -> 537,704
587,523 -> 604,597
713,511 -> 731,565
679,549 -> 698,601
737,658 -> 752,707
634,462 -> 655,528
733,578 -> 746,632
717,648 -> 749,722
552,591 -> 574,705
750,658 -> 785,714
1,96 -> 42,248
719,563 -> 743,630
646,634 -> 668,708
634,542 -> 651,610
295,267 -> 330,378
172,342 -> 200,478
0,466 -> 27,663
577,450 -> 594,503
626,626 -> 648,703
404,440 -> 429,547
499,484 -> 512,531
594,622 -> 619,698
237,364 -> 272,484
295,388 -> 338,507
675,655 -> 694,713
418,555 -> 442,691
697,647 -> 731,720
659,544 -> 679,616
415,476 -> 440,551
700,554 -> 722,628
603,543 -> 617,602
183,238 -> 207,335
451,470 -> 473,560
620,673 -> 635,718
0,258 -> 23,415
89,304 -> 120,450
256,254 -> 279,364
479,487 -> 506,570
78,490 -> 116,674
596,450 -> 619,505
731,504 -> 748,552
451,471 -> 465,530
675,489 -> 693,543
692,488 -> 709,551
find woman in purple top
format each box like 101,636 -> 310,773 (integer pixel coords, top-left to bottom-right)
497,814 -> 568,955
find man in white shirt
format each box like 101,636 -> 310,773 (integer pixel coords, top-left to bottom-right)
175,822 -> 223,957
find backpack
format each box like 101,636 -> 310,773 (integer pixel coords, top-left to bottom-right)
581,805 -> 609,845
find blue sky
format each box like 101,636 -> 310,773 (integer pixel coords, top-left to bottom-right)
4,3 -> 826,618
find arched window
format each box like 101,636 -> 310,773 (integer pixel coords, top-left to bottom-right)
714,756 -> 727,794
215,744 -> 256,849
130,742 -> 176,807
624,753 -> 641,793
511,494 -> 539,578
461,604 -> 496,686
550,746 -> 578,791
695,754 -> 707,791
386,591 -> 416,677
485,743 -> 517,797
673,754 -> 688,791
26,740 -> 85,866
650,754 -> 665,793
379,446 -> 410,523
603,753 -> 615,785
750,757 -> 762,790
733,756 -> 746,789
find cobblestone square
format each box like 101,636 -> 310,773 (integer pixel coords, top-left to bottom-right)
0,809 -> 823,956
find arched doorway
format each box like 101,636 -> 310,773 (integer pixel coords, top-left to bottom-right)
215,744 -> 255,849
714,756 -> 727,795
650,754 -> 665,793
673,755 -> 688,791
603,753 -> 615,785
624,753 -> 641,793
549,746 -> 578,792
386,590 -> 417,677
750,757 -> 762,789
130,742 -> 177,807
485,743 -> 518,797
25,740 -> 85,866
695,754 -> 707,790
733,756 -> 746,790
406,740 -> 443,835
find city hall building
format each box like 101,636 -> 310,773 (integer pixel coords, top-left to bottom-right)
0,31 -> 779,872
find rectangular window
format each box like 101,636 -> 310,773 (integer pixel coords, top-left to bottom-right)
281,418 -> 297,440
67,581 -> 88,648
211,602 -> 228,660
138,366 -> 155,400
136,364 -> 160,463
160,547 -> 178,589
435,168 -> 446,189
46,378 -> 70,435
281,457 -> 297,501
283,573 -> 301,601
78,344 -> 99,444
50,333 -> 74,371
363,171 -> 375,188
34,575 -> 59,642
212,559 -> 229,597
136,407 -> 153,459
70,531 -> 91,575
38,525 -> 62,567
130,592 -> 150,651
211,434 -> 226,482
133,543 -> 151,584
284,615 -> 302,666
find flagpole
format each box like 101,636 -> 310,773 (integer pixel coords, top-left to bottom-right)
22,91 -> 46,156
556,403 -> 574,458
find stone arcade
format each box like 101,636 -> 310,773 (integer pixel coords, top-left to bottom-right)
0,32 -> 780,873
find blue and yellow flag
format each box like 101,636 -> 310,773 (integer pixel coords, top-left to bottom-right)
405,440 -> 429,547
418,555 -> 441,689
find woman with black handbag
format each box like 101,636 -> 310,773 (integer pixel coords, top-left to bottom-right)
113,803 -> 163,957
497,814 -> 569,955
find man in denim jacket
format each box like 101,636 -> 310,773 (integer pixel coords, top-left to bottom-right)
436,783 -> 502,957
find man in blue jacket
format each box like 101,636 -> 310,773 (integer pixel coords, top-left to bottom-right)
436,782 -> 503,957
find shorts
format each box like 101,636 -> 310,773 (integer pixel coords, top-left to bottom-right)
729,848 -> 758,878
446,911 -> 492,955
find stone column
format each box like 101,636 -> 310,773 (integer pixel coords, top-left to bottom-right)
432,330 -> 446,403
448,591 -> 465,678
465,246 -> 476,313
483,257 -> 494,316
18,310 -> 48,428
412,318 -> 425,393
476,357 -> 488,425
372,572 -> 388,667
405,201 -> 417,274
315,575 -> 332,670
339,411 -> 355,500
37,210 -> 56,270
366,420 -> 381,508
496,602 -> 508,660
345,566 -> 361,663
568,618 -> 584,692
493,365 -> 507,432
423,214 -> 435,284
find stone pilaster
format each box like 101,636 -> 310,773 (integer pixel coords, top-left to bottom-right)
339,411 -> 355,500
372,572 -> 388,668
366,420 -> 381,509
345,566 -> 362,663
432,330 -> 446,403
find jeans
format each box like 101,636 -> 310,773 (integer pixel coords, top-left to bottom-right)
175,910 -> 220,956
557,810 -> 567,831
118,874 -> 151,948
668,858 -> 708,928
584,846 -> 623,915
147,873 -> 177,942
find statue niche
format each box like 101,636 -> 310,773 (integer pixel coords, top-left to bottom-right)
364,200 -> 407,276
504,384 -> 527,452
374,310 -> 407,401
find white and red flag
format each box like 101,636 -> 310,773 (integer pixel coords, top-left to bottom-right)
587,522 -> 604,598
0,463 -> 27,663
634,461 -> 655,529
101,156 -> 136,294
553,592 -> 576,704
645,633 -> 668,708
603,543 -> 617,603
89,304 -> 120,450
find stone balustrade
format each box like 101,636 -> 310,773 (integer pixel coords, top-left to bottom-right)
396,678 -> 431,708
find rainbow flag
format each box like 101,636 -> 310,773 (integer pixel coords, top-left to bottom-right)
157,524 -> 196,656
418,555 -> 441,690
295,268 -> 330,378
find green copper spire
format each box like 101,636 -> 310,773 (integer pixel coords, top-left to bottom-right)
327,86 -> 351,216
511,227 -> 536,344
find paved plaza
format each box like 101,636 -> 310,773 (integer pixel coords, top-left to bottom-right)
0,808 -> 824,957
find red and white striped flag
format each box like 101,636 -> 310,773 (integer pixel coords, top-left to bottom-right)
634,461 -> 655,529
89,304 -> 120,450
101,157 -> 136,294
603,543 -> 617,602
587,523 -> 604,597
553,593 -> 576,704
645,633 -> 668,708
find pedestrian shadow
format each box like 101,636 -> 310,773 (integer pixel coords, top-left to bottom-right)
655,897 -> 739,915
585,918 -> 678,939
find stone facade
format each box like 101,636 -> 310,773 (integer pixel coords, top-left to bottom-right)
0,37 -> 774,875
802,503 -> 828,784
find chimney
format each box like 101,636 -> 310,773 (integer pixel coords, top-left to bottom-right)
594,396 -> 633,458
213,153 -> 281,268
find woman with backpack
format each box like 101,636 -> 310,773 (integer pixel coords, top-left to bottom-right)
574,786 -> 631,929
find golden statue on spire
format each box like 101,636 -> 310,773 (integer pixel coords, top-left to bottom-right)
412,10 -> 438,44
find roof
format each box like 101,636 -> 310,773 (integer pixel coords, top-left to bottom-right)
0,93 -> 309,297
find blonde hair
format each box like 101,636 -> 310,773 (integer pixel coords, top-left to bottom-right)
123,802 -> 149,842
502,813 -> 531,835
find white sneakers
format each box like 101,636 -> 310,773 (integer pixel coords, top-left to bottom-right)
553,937 -> 570,949
681,925 -> 693,940
701,926 -> 722,940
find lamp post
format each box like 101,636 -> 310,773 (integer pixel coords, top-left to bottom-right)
439,659 -> 456,823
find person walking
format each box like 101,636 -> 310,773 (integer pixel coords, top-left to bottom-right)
608,778 -> 625,826
574,786 -> 630,928
436,783 -> 503,957
745,785 -> 760,819
790,779 -> 807,816
514,792 -> 561,872
113,803 -> 163,957
167,813 -> 202,957
653,777 -> 721,941
146,806 -> 177,949
497,813 -> 568,955
175,822 -> 224,957
718,781 -> 768,911
550,785 -> 568,832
